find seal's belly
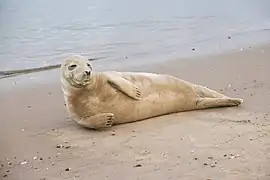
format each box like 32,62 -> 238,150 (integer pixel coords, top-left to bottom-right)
87,73 -> 197,124
97,84 -> 193,124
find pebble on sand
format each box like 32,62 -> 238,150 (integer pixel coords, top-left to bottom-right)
65,168 -> 71,171
134,164 -> 142,167
20,161 -> 28,165
111,131 -> 116,136
56,144 -> 63,148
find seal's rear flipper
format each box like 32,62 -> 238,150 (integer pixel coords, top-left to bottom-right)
194,85 -> 228,98
195,97 -> 243,110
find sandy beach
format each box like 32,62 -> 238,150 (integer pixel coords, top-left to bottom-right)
0,44 -> 270,180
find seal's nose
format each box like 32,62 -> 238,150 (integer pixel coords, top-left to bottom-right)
84,71 -> 91,76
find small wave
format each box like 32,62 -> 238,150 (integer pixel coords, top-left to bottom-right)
0,64 -> 61,79
0,58 -> 100,79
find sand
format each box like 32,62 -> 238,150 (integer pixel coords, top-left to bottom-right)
0,44 -> 270,180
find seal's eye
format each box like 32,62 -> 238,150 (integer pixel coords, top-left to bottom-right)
68,64 -> 77,71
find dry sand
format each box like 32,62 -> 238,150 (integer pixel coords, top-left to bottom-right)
0,44 -> 270,180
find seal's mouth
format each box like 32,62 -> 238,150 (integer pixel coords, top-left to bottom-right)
69,74 -> 91,88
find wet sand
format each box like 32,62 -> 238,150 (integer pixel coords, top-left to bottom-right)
0,44 -> 270,180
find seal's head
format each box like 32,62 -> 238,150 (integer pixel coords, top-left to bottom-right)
61,55 -> 93,88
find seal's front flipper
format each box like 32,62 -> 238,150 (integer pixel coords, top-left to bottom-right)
107,74 -> 141,100
77,113 -> 114,130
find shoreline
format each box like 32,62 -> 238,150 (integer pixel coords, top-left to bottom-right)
0,42 -> 269,92
1,43 -> 270,179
